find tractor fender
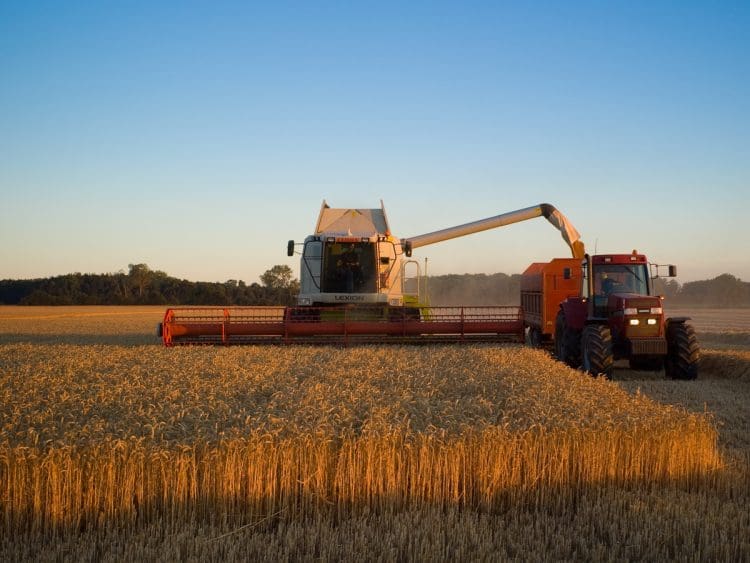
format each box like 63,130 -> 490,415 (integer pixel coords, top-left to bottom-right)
559,298 -> 587,331
665,316 -> 691,328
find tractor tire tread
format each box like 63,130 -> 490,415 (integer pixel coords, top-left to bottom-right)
582,324 -> 614,378
665,322 -> 699,380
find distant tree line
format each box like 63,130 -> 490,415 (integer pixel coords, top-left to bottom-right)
0,264 -> 300,306
655,273 -> 750,308
1,265 -> 748,308
426,272 -> 750,308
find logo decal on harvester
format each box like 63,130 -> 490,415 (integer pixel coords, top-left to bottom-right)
334,295 -> 366,301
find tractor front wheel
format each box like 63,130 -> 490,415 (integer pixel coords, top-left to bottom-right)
582,324 -> 614,379
665,322 -> 699,380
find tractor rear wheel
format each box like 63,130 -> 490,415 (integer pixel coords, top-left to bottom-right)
581,324 -> 614,379
665,322 -> 699,380
555,311 -> 581,368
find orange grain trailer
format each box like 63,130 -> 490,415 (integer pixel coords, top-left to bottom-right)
520,258 -> 581,346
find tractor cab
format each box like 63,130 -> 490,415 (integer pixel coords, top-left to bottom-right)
585,255 -> 652,317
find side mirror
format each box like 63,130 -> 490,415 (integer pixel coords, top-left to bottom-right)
404,241 -> 413,258
563,268 -> 571,280
668,265 -> 677,277
287,240 -> 295,257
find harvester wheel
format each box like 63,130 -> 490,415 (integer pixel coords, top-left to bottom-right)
405,307 -> 421,321
554,311 -> 581,368
581,324 -> 614,379
665,322 -> 699,380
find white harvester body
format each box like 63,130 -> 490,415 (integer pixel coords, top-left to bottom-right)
295,201 -> 412,307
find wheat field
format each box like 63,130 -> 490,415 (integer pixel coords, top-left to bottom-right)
1,306 -> 749,561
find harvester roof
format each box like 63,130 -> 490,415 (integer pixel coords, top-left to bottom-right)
314,200 -> 391,238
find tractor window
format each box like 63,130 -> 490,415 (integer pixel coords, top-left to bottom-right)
594,264 -> 649,297
321,242 -> 377,293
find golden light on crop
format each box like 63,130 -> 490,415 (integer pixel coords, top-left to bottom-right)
0,306 -> 748,561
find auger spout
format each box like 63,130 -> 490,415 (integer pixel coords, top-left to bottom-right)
403,203 -> 585,259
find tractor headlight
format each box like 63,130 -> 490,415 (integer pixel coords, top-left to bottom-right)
298,297 -> 312,306
647,318 -> 657,325
624,308 -> 638,315
629,319 -> 640,326
650,307 -> 663,314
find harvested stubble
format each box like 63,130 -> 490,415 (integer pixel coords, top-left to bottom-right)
0,305 -> 163,346
667,307 -> 750,333
0,343 -> 720,536
700,348 -> 750,380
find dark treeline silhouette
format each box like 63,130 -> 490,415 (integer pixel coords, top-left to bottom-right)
424,272 -> 750,308
661,273 -> 750,307
1,265 -> 748,308
0,264 -> 300,306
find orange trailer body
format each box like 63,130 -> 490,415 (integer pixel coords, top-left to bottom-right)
520,258 -> 581,344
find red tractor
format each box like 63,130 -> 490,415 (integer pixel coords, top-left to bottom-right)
523,251 -> 699,379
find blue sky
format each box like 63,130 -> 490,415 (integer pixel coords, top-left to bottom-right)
1,1 -> 748,284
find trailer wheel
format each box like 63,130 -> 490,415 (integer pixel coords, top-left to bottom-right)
581,324 -> 613,379
665,322 -> 699,380
555,311 -> 581,368
526,326 -> 542,348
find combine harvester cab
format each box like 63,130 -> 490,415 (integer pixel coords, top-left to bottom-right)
162,201 -> 584,346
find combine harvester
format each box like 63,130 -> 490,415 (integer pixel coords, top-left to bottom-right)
160,202 -> 582,346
